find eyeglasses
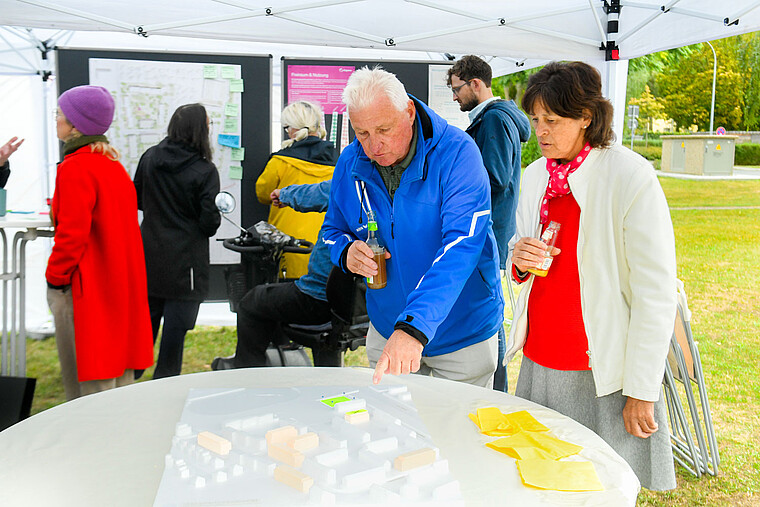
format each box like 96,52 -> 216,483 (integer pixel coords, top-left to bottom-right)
450,80 -> 472,97
209,119 -> 214,126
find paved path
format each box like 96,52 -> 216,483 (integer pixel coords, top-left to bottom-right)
658,166 -> 760,180
670,206 -> 760,210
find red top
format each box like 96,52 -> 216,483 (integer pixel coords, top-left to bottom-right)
47,146 -> 154,381
523,193 -> 591,371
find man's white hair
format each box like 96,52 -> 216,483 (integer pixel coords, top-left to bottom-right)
342,66 -> 409,113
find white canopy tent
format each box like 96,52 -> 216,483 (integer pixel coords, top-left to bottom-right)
2,0 -> 759,172
1,0 -> 759,327
3,0 -> 759,61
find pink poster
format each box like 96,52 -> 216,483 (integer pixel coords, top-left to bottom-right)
287,65 -> 355,114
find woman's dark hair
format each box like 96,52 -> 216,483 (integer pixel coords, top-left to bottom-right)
521,61 -> 614,148
168,103 -> 212,160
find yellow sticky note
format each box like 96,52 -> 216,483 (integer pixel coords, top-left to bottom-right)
224,118 -> 239,133
476,407 -> 507,433
221,66 -> 236,79
471,408 -> 550,436
231,147 -> 245,161
203,65 -> 217,79
225,103 -> 239,117
516,459 -> 604,492
503,410 -> 550,433
486,431 -> 583,460
230,79 -> 244,93
229,165 -> 243,180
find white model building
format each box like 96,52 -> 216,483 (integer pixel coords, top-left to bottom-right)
153,385 -> 462,506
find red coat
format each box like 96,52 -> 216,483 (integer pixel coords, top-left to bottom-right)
46,146 -> 154,381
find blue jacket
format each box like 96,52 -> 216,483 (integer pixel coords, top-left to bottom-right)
322,96 -> 504,357
280,180 -> 332,302
466,99 -> 531,269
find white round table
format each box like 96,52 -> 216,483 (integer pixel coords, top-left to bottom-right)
0,367 -> 640,506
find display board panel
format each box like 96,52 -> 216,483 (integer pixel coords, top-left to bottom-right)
282,58 -> 468,152
56,49 -> 273,300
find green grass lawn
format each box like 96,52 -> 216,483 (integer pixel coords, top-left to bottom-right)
22,178 -> 760,506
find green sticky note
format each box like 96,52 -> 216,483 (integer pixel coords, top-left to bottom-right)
229,79 -> 244,93
321,395 -> 351,407
229,165 -> 243,180
203,65 -> 217,79
224,118 -> 238,133
346,409 -> 367,416
225,103 -> 239,117
221,66 -> 236,79
231,147 -> 245,161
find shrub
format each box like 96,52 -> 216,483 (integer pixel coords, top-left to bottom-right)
632,145 -> 662,161
521,133 -> 542,167
735,143 -> 760,165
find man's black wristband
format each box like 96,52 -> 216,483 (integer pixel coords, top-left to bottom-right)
394,322 -> 429,346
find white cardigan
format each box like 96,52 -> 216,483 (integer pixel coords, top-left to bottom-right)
506,144 -> 677,402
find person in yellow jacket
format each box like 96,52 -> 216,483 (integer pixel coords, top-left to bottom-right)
256,101 -> 337,278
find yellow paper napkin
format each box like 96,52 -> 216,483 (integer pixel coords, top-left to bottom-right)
516,459 -> 604,492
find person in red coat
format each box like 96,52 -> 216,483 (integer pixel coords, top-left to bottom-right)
46,85 -> 154,400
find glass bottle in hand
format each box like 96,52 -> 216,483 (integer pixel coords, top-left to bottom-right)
527,221 -> 561,277
365,212 -> 387,289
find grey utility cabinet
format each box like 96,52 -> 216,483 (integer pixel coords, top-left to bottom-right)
661,135 -> 737,175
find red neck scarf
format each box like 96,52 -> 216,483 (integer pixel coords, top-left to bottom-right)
540,143 -> 592,224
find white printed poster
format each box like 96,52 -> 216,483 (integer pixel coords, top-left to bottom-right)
427,65 -> 470,131
90,58 -> 243,264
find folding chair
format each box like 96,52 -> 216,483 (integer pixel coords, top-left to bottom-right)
663,280 -> 720,477
503,272 -> 517,327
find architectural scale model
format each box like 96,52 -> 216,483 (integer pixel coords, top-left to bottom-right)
153,385 -> 463,506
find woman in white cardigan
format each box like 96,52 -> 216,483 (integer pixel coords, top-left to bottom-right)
507,61 -> 677,491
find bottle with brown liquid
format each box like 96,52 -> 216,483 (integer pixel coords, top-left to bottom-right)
527,221 -> 561,277
365,212 -> 387,289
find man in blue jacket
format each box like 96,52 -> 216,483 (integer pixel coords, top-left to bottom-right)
212,180 -> 334,369
447,55 -> 531,392
322,67 -> 504,387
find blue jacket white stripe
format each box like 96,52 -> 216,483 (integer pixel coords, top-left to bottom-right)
322,95 -> 504,357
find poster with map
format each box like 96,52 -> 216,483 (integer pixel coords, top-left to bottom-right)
90,58 -> 243,263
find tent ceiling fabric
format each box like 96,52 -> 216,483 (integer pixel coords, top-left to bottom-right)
1,0 -> 759,62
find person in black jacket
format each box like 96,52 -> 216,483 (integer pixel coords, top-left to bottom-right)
0,137 -> 24,188
134,104 -> 221,378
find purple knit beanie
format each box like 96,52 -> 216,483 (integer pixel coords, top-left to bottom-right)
58,85 -> 115,136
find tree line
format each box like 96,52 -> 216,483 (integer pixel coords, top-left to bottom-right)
492,31 -> 760,134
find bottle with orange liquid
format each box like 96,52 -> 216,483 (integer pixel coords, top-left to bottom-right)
527,221 -> 561,277
365,211 -> 387,289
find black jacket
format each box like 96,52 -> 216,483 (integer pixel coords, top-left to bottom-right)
134,138 -> 221,300
0,161 -> 10,188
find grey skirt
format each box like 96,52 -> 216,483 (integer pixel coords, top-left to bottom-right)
515,356 -> 676,491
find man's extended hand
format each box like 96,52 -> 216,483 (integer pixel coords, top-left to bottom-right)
372,329 -> 424,384
0,137 -> 24,166
269,188 -> 286,208
346,240 -> 391,278
622,397 -> 658,438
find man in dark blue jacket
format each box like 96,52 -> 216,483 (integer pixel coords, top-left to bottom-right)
447,55 -> 531,392
322,67 -> 504,388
